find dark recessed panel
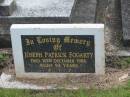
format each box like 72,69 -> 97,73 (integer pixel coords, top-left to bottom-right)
21,35 -> 95,73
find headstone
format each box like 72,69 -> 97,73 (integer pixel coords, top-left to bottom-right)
0,0 -> 16,16
11,24 -> 105,78
121,0 -> 130,42
0,0 -> 76,23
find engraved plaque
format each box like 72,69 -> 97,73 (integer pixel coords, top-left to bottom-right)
21,35 -> 95,73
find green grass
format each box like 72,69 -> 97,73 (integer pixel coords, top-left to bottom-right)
0,53 -> 9,62
118,57 -> 130,69
106,56 -> 130,69
0,81 -> 130,97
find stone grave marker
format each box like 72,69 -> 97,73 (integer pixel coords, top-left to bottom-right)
121,0 -> 130,42
11,24 -> 105,78
0,0 -> 76,23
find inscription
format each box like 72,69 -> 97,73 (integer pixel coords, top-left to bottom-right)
21,35 -> 95,73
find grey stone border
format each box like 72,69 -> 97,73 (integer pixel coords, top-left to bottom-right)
11,24 -> 105,78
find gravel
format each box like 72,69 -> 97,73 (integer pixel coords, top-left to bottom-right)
0,73 -> 56,90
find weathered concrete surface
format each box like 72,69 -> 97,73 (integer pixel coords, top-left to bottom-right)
13,0 -> 75,17
0,24 -> 11,48
96,0 -> 108,23
121,0 -> 130,42
0,0 -> 76,23
0,0 -> 16,16
71,0 -> 97,23
0,0 -> 4,3
0,35 -> 11,47
105,0 -> 123,55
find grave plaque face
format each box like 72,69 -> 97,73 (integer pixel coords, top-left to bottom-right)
21,35 -> 95,73
11,24 -> 105,78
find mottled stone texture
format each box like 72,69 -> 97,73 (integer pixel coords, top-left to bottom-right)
0,24 -> 11,48
108,0 -> 122,29
96,0 -> 108,23
0,0 -> 76,24
71,0 -> 97,23
0,0 -> 4,3
121,0 -> 130,41
0,0 -> 16,16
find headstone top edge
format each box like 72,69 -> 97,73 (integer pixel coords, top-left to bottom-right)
0,0 -> 14,6
11,24 -> 104,29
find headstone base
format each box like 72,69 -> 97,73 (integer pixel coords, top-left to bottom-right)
0,0 -> 16,16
